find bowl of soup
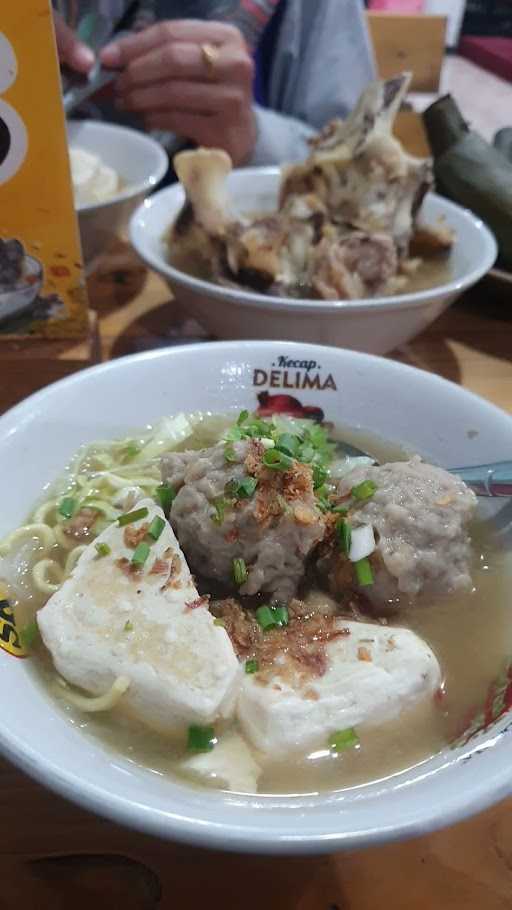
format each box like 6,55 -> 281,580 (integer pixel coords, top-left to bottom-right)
130,171 -> 496,355
68,120 -> 168,267
0,341 -> 511,854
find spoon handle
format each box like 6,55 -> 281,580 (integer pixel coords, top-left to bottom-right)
63,65 -> 117,115
450,462 -> 512,497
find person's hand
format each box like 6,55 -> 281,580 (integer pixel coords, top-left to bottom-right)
53,9 -> 95,73
100,21 -> 256,166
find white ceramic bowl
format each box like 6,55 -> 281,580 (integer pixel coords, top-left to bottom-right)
68,120 -> 168,266
1,341 -> 512,854
130,167 -> 497,355
0,254 -> 43,324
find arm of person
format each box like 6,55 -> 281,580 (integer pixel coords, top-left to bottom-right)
101,20 -> 257,167
249,105 -> 316,166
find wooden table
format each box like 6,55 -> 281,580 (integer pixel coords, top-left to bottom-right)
1,250 -> 512,909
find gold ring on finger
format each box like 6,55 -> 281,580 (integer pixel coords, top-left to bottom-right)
200,42 -> 219,80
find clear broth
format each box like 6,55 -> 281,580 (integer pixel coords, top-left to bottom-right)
4,421 -> 511,795
169,247 -> 453,300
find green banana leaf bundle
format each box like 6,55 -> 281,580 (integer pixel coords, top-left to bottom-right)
423,95 -> 512,269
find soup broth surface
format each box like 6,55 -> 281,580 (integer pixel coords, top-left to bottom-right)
2,416 -> 510,795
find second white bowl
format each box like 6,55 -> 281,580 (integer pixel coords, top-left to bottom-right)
68,120 -> 168,266
0,341 -> 512,853
130,167 -> 497,355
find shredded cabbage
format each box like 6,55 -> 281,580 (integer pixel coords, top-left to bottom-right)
131,414 -> 194,462
329,456 -> 375,481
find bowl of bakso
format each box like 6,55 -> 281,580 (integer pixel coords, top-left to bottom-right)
131,74 -> 496,355
68,120 -> 168,266
0,340 -> 511,853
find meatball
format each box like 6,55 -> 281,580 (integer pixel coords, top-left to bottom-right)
323,456 -> 477,608
161,439 -> 326,600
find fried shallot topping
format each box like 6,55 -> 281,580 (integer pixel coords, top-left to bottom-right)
149,558 -> 170,576
116,556 -> 141,578
242,440 -> 322,529
211,596 -> 350,686
123,523 -> 149,549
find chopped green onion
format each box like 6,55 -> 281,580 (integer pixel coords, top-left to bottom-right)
58,497 -> 77,519
236,415 -> 273,439
298,443 -> 315,463
238,476 -> 258,498
328,727 -> 359,753
148,516 -> 165,541
351,480 -> 377,501
224,425 -> 243,443
131,541 -> 150,568
124,442 -> 140,459
211,497 -> 228,525
312,464 -> 328,490
262,449 -> 293,472
245,658 -> 259,674
95,542 -> 111,558
332,505 -> 349,515
354,557 -> 374,587
20,620 -> 39,650
187,724 -> 216,753
225,476 -> 258,500
232,557 -> 248,586
124,620 -> 133,632
314,484 -> 332,511
336,518 -> 352,555
118,507 -> 149,527
255,605 -> 275,630
156,484 -> 176,514
255,603 -> 289,630
224,444 -> 238,464
305,422 -> 332,452
275,433 -> 301,458
271,604 -> 289,627
213,617 -> 225,627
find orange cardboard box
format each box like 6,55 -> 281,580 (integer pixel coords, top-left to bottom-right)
0,1 -> 88,339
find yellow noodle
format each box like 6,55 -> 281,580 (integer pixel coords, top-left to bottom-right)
79,498 -> 119,521
32,499 -> 59,525
99,472 -> 158,490
64,546 -> 88,575
0,523 -> 55,556
33,559 -> 64,594
54,524 -> 80,551
56,675 -> 130,712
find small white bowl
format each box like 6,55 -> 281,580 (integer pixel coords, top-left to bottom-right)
0,341 -> 511,854
68,120 -> 168,266
130,167 -> 497,355
0,254 -> 43,324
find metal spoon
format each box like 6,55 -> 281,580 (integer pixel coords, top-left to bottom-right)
335,440 -> 512,498
61,15 -> 125,116
63,62 -> 118,116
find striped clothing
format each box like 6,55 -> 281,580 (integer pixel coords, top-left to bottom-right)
54,0 -> 375,169
54,1 -> 280,51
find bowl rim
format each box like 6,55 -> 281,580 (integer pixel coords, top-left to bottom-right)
1,340 -> 512,854
68,119 -> 169,214
130,169 -> 498,314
